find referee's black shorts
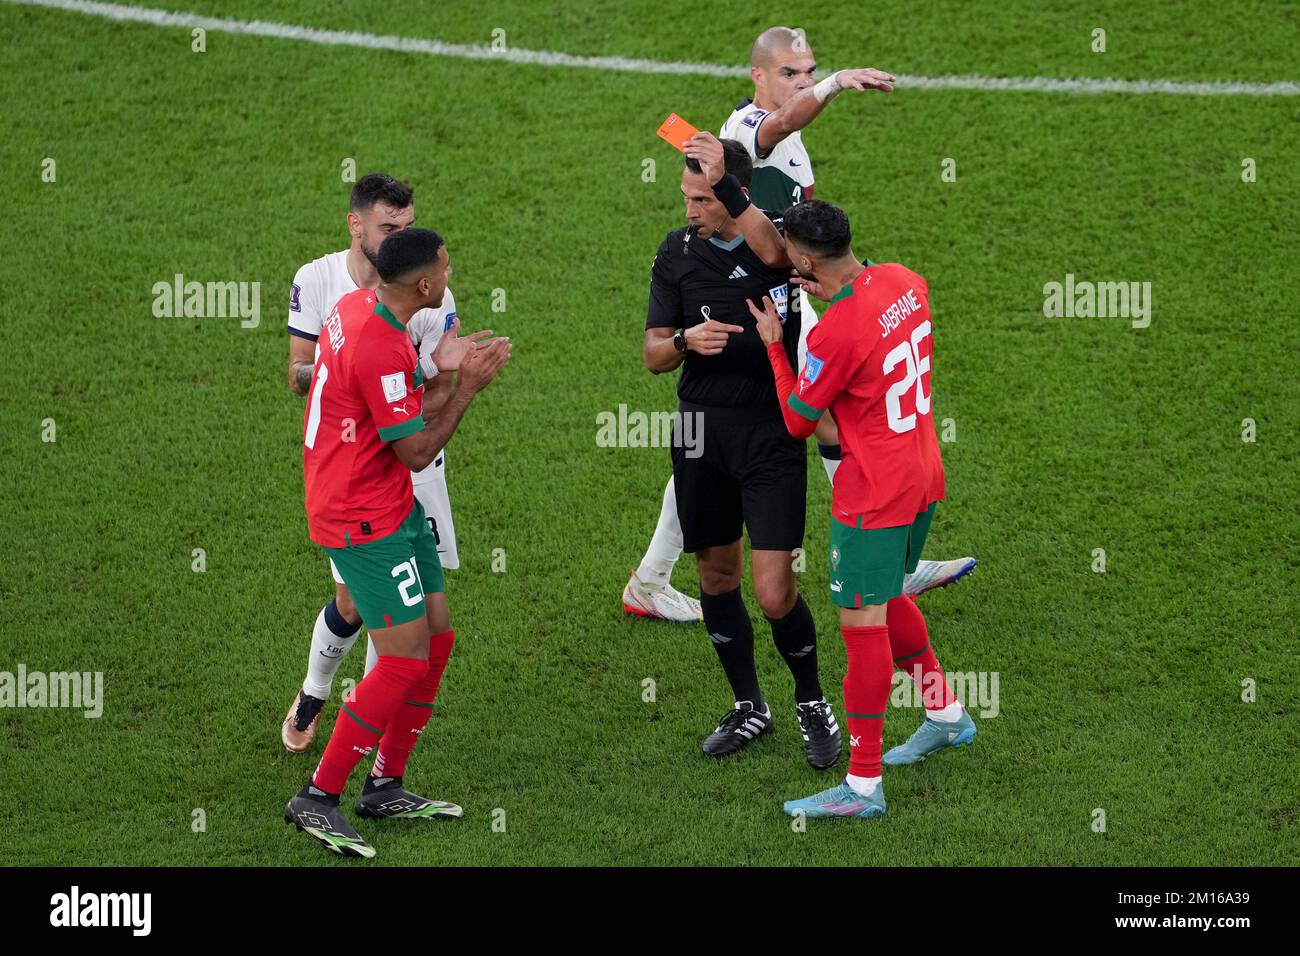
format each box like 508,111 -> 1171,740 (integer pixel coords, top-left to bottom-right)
671,400 -> 806,554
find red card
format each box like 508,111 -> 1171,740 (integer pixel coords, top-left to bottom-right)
657,113 -> 700,152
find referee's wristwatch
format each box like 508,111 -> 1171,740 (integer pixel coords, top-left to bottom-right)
673,329 -> 687,353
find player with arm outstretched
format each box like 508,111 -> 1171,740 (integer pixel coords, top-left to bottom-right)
623,29 -> 973,622
284,229 -> 510,857
744,200 -> 976,820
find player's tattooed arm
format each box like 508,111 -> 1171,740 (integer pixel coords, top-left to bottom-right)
288,335 -> 316,395
391,337 -> 511,472
755,67 -> 897,154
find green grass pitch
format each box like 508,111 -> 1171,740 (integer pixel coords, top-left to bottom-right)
1,0 -> 1298,866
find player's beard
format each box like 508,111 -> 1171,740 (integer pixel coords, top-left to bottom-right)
360,238 -> 382,269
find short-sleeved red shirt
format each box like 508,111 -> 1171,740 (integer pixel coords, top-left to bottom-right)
788,263 -> 945,529
303,289 -> 425,548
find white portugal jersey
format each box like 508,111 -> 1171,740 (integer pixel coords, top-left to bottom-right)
720,99 -> 815,214
289,248 -> 460,568
288,250 -> 456,382
720,99 -> 821,372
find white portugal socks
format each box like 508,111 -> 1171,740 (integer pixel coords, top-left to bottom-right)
635,475 -> 684,589
301,598 -> 363,700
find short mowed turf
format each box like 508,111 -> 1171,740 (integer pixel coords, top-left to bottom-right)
1,0 -> 1298,866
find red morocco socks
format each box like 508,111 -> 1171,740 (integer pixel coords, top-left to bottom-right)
886,595 -> 960,719
312,654 -> 429,795
841,625 -> 894,779
373,630 -> 455,780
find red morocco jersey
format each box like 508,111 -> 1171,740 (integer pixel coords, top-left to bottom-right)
303,289 -> 425,548
787,263 -> 945,529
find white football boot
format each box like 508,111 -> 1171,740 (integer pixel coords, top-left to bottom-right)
902,557 -> 977,598
622,571 -> 703,623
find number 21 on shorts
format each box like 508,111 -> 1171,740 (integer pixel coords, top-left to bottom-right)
391,559 -> 425,607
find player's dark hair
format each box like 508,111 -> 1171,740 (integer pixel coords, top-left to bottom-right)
781,199 -> 852,258
349,172 -> 414,213
376,228 -> 444,283
684,138 -> 753,188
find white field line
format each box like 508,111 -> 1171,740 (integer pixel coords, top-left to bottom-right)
6,0 -> 1300,96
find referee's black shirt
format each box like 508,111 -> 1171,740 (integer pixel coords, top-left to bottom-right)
645,220 -> 802,410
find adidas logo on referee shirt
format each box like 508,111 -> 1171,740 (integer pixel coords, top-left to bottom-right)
728,265 -> 748,279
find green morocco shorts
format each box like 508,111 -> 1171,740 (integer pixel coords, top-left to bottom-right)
828,503 -> 937,608
324,500 -> 445,629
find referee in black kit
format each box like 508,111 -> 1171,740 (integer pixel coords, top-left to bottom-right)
642,132 -> 840,769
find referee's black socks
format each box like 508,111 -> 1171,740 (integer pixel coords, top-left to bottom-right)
767,593 -> 823,703
700,586 -> 763,709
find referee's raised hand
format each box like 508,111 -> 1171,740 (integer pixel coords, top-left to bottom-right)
746,296 -> 783,346
683,131 -> 726,184
684,318 -> 744,355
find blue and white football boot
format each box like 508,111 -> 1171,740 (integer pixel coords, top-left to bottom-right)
783,781 -> 887,820
882,711 -> 976,765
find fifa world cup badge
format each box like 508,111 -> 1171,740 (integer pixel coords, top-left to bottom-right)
831,547 -> 840,571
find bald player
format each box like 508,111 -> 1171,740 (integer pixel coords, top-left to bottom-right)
622,28 -> 976,623
721,28 -> 891,481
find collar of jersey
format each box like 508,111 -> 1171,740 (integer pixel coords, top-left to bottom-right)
708,232 -> 746,251
829,260 -> 876,304
373,300 -> 405,333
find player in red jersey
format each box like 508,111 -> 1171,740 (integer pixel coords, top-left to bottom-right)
285,228 -> 511,857
737,199 -> 977,819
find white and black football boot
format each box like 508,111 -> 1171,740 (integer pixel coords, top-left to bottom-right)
701,700 -> 773,757
795,698 -> 842,769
